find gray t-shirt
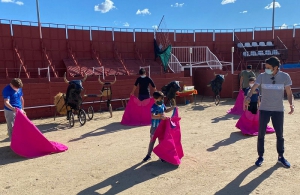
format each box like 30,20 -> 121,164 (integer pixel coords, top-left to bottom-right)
255,71 -> 292,112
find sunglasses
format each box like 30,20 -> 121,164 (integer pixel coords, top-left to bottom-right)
271,77 -> 275,84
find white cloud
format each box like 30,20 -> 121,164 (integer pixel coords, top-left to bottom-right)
94,0 -> 116,13
1,0 -> 24,5
239,10 -> 247,14
15,1 -> 23,5
171,3 -> 184,7
279,23 -> 287,29
113,20 -> 120,25
221,0 -> 236,5
136,9 -> 151,15
123,22 -> 129,27
265,2 -> 281,9
152,25 -> 158,29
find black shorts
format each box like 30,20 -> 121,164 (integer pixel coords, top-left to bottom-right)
138,94 -> 150,101
248,102 -> 258,114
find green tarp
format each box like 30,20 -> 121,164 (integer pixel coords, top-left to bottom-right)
154,39 -> 172,72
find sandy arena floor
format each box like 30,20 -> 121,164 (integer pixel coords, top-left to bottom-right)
0,97 -> 299,195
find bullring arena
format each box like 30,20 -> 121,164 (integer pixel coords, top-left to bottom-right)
1,18 -> 300,194
1,99 -> 300,194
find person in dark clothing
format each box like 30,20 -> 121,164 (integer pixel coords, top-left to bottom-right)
240,65 -> 256,93
130,68 -> 157,101
243,77 -> 260,114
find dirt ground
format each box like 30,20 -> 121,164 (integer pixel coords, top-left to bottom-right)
0,97 -> 300,195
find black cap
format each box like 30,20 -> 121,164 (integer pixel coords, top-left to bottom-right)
247,65 -> 252,70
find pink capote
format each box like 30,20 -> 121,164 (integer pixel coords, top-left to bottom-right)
121,95 -> 155,126
151,107 -> 184,165
227,90 -> 245,115
235,110 -> 275,136
10,109 -> 68,158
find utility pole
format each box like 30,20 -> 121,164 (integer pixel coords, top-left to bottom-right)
272,0 -> 275,40
36,0 -> 42,39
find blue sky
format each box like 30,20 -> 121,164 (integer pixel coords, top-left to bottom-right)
0,0 -> 299,30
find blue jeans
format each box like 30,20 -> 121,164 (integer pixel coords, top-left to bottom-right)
258,110 -> 284,156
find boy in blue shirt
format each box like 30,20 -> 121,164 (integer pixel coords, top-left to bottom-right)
143,91 -> 174,162
2,78 -> 25,140
244,77 -> 260,114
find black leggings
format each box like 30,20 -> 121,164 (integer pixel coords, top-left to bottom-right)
257,110 -> 284,157
248,102 -> 258,114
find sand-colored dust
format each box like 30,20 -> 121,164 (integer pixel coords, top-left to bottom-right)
0,97 -> 299,195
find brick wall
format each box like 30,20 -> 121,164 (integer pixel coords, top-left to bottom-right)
0,73 -> 193,122
192,68 -> 300,99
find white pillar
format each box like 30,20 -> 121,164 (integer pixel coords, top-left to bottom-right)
231,47 -> 234,74
189,47 -> 192,76
36,0 -> 42,39
47,66 -> 50,82
272,0 -> 275,40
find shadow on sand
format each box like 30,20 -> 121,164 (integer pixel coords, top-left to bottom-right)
69,122 -> 138,142
207,132 -> 252,152
187,104 -> 211,111
0,146 -> 27,165
211,113 -> 240,123
0,137 -> 10,143
77,161 -> 178,195
35,114 -> 114,134
215,164 -> 280,195
35,122 -> 69,133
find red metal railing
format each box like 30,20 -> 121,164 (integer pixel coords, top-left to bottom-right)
41,40 -> 58,77
12,39 -> 30,78
114,46 -> 130,75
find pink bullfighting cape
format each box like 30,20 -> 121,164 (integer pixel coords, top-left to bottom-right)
121,95 -> 155,126
10,109 -> 68,158
235,110 -> 275,136
151,107 -> 184,165
227,90 -> 245,115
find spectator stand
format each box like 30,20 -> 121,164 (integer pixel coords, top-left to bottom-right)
235,35 -> 288,71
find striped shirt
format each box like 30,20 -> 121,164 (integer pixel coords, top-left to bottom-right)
255,71 -> 292,112
151,103 -> 166,128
